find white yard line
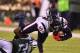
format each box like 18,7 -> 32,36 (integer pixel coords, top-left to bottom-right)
0,27 -> 80,38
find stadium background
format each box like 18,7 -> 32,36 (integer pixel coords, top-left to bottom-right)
0,0 -> 80,53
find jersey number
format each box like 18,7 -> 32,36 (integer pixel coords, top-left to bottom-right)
18,43 -> 28,53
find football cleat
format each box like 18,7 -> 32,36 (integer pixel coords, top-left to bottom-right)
31,40 -> 37,48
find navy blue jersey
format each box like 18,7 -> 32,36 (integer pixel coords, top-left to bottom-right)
12,38 -> 31,53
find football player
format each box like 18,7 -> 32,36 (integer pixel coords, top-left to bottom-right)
14,0 -> 72,53
0,39 -> 12,53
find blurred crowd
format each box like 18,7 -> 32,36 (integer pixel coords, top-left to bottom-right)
0,0 -> 80,31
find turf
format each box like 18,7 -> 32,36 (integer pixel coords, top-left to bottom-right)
32,37 -> 80,53
0,32 -> 14,41
0,32 -> 80,53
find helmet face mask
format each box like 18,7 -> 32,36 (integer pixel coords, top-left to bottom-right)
53,27 -> 72,41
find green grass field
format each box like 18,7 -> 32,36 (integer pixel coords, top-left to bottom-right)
0,32 -> 80,53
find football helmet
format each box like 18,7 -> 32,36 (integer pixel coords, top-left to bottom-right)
53,27 -> 72,41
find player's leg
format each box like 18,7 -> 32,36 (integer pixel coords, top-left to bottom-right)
13,22 -> 37,40
0,40 -> 12,53
21,22 -> 37,34
37,31 -> 48,53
